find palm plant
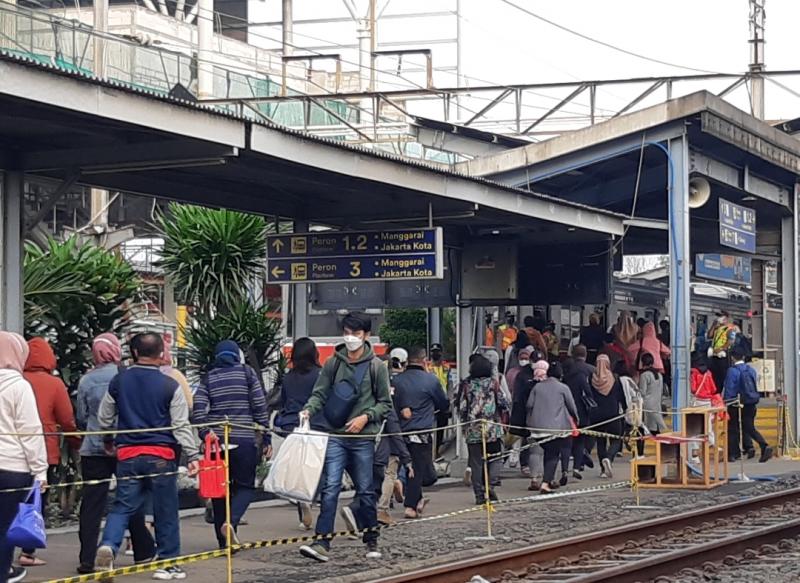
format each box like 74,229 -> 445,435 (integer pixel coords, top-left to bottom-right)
24,237 -> 141,387
155,203 -> 268,315
156,203 -> 282,374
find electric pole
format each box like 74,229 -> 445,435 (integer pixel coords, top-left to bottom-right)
749,0 -> 765,119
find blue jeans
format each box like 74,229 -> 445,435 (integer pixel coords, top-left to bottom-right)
316,437 -> 377,549
100,456 -> 180,559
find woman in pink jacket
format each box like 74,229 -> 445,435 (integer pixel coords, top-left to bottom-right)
629,322 -> 671,374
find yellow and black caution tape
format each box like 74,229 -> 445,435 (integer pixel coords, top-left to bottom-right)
43,549 -> 229,583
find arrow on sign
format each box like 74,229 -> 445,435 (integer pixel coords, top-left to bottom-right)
271,239 -> 284,252
271,266 -> 285,278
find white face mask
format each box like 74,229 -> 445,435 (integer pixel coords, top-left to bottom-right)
518,359 -> 530,367
343,335 -> 364,352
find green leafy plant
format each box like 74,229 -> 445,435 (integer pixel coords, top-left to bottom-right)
183,300 -> 282,375
379,308 -> 428,350
155,203 -> 268,314
23,237 -> 141,387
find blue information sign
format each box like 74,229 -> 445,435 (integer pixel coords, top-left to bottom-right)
268,228 -> 439,258
266,228 -> 443,283
719,198 -> 756,253
695,254 -> 752,286
268,254 -> 440,283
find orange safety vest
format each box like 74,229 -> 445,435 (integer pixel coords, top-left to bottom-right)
498,325 -> 518,351
485,326 -> 495,348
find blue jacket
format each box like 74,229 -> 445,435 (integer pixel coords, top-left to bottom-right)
274,367 -> 321,433
76,363 -> 119,457
723,362 -> 760,405
98,364 -> 199,460
392,366 -> 449,433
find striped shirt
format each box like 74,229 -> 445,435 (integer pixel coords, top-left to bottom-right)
192,364 -> 270,444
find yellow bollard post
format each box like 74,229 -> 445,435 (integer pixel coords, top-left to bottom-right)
480,419 -> 493,539
224,421 -> 233,583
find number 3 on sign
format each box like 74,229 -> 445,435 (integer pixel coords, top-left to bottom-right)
350,261 -> 361,277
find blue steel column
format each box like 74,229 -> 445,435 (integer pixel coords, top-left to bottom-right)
668,135 -> 691,427
784,186 -> 799,449
1,171 -> 24,333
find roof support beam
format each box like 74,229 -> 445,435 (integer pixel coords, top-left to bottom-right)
613,80 -> 665,118
249,125 -> 625,236
490,123 -> 686,187
23,171 -> 80,234
522,84 -> 586,134
463,88 -> 513,126
22,142 -> 238,172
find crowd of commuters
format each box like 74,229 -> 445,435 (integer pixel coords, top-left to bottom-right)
0,307 -> 775,581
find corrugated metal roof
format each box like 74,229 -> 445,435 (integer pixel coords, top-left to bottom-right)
0,48 -> 627,221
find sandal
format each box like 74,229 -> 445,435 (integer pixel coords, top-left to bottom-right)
18,554 -> 46,567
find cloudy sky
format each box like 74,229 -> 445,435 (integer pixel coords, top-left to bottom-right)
248,0 -> 800,127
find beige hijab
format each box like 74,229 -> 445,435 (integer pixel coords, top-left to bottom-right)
0,331 -> 29,373
614,311 -> 638,348
592,354 -> 615,396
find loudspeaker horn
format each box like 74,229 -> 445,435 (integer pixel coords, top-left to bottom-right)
689,177 -> 711,209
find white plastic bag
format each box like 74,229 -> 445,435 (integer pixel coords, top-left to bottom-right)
263,418 -> 328,503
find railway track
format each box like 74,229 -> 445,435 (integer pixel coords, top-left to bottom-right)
368,486 -> 800,583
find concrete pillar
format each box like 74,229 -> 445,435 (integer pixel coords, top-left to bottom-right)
292,220 -> 309,340
668,135 -> 692,428
783,189 -> 799,449
197,0 -> 214,99
475,306 -> 485,347
1,171 -> 24,333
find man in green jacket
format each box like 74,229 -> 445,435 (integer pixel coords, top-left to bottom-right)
299,313 -> 392,563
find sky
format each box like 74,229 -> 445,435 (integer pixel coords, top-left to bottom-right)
247,0 -> 800,128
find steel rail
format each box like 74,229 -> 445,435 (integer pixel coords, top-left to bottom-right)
367,486 -> 800,583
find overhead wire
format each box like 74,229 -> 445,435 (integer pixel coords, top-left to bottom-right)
497,0 -> 726,76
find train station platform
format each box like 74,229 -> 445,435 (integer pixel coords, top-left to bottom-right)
26,451 -> 799,583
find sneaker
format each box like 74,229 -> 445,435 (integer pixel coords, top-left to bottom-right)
377,510 -> 395,526
300,542 -> 329,563
124,536 -> 134,556
94,546 -> 114,574
572,470 -> 583,480
601,458 -> 613,479
299,503 -> 313,531
488,490 -> 498,502
8,566 -> 27,583
600,472 -> 609,479
416,498 -> 430,516
759,446 -> 774,463
340,506 -> 358,533
365,541 -> 382,560
393,480 -> 404,503
559,471 -> 569,487
76,564 -> 94,575
220,523 -> 240,546
747,448 -> 757,459
152,566 -> 186,580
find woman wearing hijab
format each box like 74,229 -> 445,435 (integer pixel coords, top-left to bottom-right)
509,349 -> 542,479
526,362 -> 578,493
613,311 -> 639,352
192,340 -> 271,548
0,332 -> 48,583
503,330 -> 531,374
590,355 -> 627,479
456,355 -> 510,505
524,359 -> 550,491
75,333 -> 155,574
159,339 -> 192,409
504,346 -> 534,469
19,338 -> 81,568
628,322 -> 671,374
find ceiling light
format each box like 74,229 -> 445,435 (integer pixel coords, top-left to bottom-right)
742,195 -> 757,202
491,230 -> 500,235
567,227 -> 577,232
